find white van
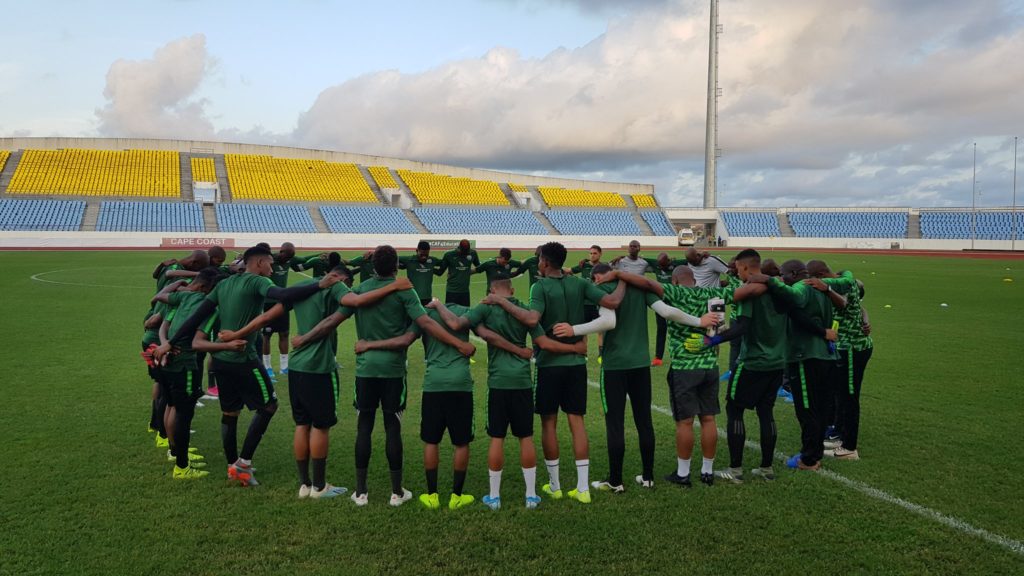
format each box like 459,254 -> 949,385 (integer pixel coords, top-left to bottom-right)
677,228 -> 696,246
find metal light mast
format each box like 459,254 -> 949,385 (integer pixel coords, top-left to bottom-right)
702,0 -> 721,208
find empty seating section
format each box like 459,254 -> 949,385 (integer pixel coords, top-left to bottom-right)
7,149 -> 179,197
632,194 -> 658,208
320,206 -> 418,234
216,204 -> 316,233
368,166 -> 399,189
721,212 -> 782,237
788,212 -> 907,238
0,199 -> 85,231
544,210 -> 641,236
0,150 -> 9,173
414,208 -> 547,235
641,211 -> 676,236
508,183 -> 528,193
97,201 -> 204,232
920,211 -> 1024,240
190,158 -> 217,183
539,187 -> 626,208
224,155 -> 376,202
397,170 -> 508,206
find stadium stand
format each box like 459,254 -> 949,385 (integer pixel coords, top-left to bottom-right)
920,210 -> 1024,240
224,155 -> 377,203
396,170 -> 508,206
7,149 -> 179,197
0,199 -> 85,231
508,183 -> 529,193
97,201 -> 204,232
720,211 -> 782,237
544,210 -> 641,236
539,187 -> 627,208
190,158 -> 217,183
367,166 -> 399,189
788,211 -> 907,238
320,206 -> 419,234
0,150 -> 9,173
216,203 -> 316,233
641,211 -> 676,236
632,194 -> 659,208
413,208 -> 547,235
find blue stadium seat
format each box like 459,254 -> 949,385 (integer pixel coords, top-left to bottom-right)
641,211 -> 676,236
97,201 -> 204,232
0,199 -> 85,231
414,208 -> 547,235
788,212 -> 907,238
920,211 -> 1024,240
216,204 -> 316,233
320,206 -> 419,234
543,210 -> 642,236
720,211 -> 781,237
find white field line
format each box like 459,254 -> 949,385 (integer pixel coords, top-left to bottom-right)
30,268 -> 148,290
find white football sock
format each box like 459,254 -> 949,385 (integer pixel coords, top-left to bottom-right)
677,457 -> 691,478
279,353 -> 288,371
575,459 -> 590,493
262,354 -> 271,369
702,457 -> 715,475
522,466 -> 537,498
488,468 -> 502,499
545,459 -> 560,492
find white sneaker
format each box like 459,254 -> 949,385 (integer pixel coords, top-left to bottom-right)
351,492 -> 369,506
823,439 -> 842,450
311,484 -> 348,499
298,484 -> 311,499
200,394 -> 217,402
634,475 -> 654,489
714,467 -> 745,484
832,447 -> 860,460
389,488 -> 413,507
195,401 -> 205,408
590,480 -> 625,493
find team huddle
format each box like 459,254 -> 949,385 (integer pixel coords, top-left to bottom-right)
141,239 -> 874,510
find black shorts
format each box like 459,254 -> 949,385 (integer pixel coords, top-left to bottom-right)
261,303 -> 290,334
421,391 -> 474,445
288,370 -> 340,428
445,292 -> 470,307
159,368 -> 204,408
354,376 -> 407,414
667,368 -> 720,421
487,388 -> 534,438
535,365 -> 588,416
212,358 -> 277,412
583,304 -> 599,323
726,366 -> 782,410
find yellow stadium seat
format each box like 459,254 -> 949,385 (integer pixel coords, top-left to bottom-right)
396,170 -> 508,206
223,155 -> 377,202
632,194 -> 658,208
368,166 -> 399,189
7,149 -> 180,197
0,150 -> 10,174
538,186 -> 626,208
508,183 -> 528,193
190,157 -> 217,183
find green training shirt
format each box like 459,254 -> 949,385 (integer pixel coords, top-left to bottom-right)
476,259 -> 522,292
344,255 -> 375,283
142,301 -> 168,347
661,284 -> 734,371
165,291 -> 218,372
530,274 -> 607,368
767,279 -> 836,363
399,255 -> 439,301
570,260 -> 597,281
437,249 -> 480,294
289,281 -> 351,374
828,272 -> 873,352
465,298 -> 543,389
205,272 -> 273,363
156,263 -> 183,291
516,256 -> 540,286
413,306 -> 473,393
342,276 -> 427,378
598,283 -> 659,371
735,291 -> 788,371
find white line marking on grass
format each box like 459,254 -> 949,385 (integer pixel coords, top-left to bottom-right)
578,379 -> 1024,557
30,268 -> 148,290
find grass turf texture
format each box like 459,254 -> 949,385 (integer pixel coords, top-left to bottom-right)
1,249 -> 1021,575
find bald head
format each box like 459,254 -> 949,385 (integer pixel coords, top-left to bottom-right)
182,250 -> 209,271
780,259 -> 807,286
279,242 -> 296,260
761,258 -> 780,277
806,260 -> 833,279
685,247 -> 702,265
656,252 -> 671,268
671,265 -> 695,287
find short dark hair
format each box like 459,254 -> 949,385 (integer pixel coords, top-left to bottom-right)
499,248 -> 512,259
590,245 -> 602,253
328,252 -> 342,267
417,241 -> 430,251
194,266 -> 223,287
592,263 -> 612,275
735,248 -> 761,263
243,245 -> 272,263
539,242 -> 567,268
208,245 -> 226,259
372,245 -> 398,276
331,264 -> 352,279
256,242 -> 271,250
490,278 -> 512,292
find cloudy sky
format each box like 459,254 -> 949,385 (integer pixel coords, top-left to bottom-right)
1,0 -> 1022,207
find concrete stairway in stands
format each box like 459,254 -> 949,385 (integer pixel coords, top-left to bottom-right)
80,202 -> 100,232
213,155 -> 233,202
403,209 -> 430,234
533,212 -> 560,235
777,212 -> 795,237
308,206 -> 329,233
907,210 -> 922,239
0,149 -> 24,194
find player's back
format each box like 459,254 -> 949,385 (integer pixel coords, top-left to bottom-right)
207,272 -> 273,362
349,276 -> 426,377
738,291 -> 788,371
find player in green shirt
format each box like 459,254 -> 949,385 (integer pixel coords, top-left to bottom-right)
646,252 -> 688,367
473,248 -> 522,293
433,279 -> 588,510
485,241 -> 625,504
570,245 -> 605,356
614,265 -> 765,487
291,245 -> 475,506
435,239 -> 480,306
342,250 -> 376,284
152,250 -> 209,290
513,246 -> 543,287
142,301 -> 170,448
260,242 -> 311,377
398,241 -> 440,305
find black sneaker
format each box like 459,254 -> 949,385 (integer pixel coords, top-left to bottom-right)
700,472 -> 714,486
663,472 -> 692,488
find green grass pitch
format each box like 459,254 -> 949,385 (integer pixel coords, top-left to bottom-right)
0,248 -> 1021,575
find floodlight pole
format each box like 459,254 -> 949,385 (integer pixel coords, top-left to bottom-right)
702,0 -> 720,209
1013,136 -> 1018,251
971,142 -> 977,251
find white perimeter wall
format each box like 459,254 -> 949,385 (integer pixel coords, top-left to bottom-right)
726,236 -> 1023,251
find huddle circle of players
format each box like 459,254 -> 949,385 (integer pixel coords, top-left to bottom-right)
142,238 -> 874,509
